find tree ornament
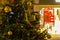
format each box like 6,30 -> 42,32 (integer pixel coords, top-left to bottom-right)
8,31 -> 12,36
4,6 -> 12,12
10,12 -> 14,15
21,26 -> 23,28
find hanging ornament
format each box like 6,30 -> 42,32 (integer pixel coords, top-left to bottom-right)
10,12 -> 14,15
21,26 -> 24,28
9,12 -> 14,18
4,6 -> 12,13
8,31 -> 12,36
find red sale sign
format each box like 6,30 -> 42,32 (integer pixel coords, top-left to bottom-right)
44,8 -> 54,22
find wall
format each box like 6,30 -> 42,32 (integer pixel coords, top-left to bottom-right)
33,5 -> 60,12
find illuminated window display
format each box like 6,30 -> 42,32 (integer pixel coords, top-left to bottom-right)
55,0 -> 60,2
40,8 -> 60,34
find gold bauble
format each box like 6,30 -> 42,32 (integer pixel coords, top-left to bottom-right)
4,6 -> 12,12
8,31 -> 12,36
21,26 -> 23,28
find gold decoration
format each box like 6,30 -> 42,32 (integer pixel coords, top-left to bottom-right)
8,31 -> 12,36
27,1 -> 32,6
4,6 -> 12,12
21,26 -> 23,28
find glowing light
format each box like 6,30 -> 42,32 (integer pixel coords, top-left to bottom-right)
48,15 -> 60,34
40,8 -> 60,34
55,0 -> 60,2
48,26 -> 60,34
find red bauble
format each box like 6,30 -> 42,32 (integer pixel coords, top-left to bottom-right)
8,31 -> 12,36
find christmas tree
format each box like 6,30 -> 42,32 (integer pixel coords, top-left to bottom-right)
0,0 -> 51,40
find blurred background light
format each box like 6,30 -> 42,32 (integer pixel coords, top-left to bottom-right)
55,0 -> 60,2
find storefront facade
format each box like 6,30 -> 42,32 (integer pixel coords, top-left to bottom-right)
34,5 -> 60,34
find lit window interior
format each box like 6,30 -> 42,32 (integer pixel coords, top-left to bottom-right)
40,8 -> 60,34
55,0 -> 60,2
